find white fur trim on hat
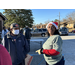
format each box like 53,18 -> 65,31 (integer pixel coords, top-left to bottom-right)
46,22 -> 58,29
46,22 -> 52,29
52,22 -> 58,29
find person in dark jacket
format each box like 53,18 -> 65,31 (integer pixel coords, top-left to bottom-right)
25,26 -> 31,50
2,23 -> 30,65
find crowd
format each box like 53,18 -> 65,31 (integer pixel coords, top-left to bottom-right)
0,22 -> 65,65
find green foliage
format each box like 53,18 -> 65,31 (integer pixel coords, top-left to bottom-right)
3,9 -> 34,28
54,19 -> 58,22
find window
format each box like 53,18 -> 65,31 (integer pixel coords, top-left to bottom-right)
34,29 -> 38,32
60,27 -> 68,31
42,29 -> 47,31
38,29 -> 42,32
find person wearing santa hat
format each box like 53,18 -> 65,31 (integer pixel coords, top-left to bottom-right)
36,22 -> 65,65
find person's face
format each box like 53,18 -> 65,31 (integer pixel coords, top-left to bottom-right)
11,27 -> 20,35
11,28 -> 19,31
47,25 -> 56,36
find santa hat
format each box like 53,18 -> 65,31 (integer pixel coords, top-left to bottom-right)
46,22 -> 58,29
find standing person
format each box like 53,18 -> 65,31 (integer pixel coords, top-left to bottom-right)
20,28 -> 23,34
25,26 -> 31,50
8,27 -> 10,31
1,26 -> 9,39
2,23 -> 30,65
0,44 -> 12,65
36,22 -> 65,65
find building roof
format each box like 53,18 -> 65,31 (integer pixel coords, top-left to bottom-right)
0,12 -> 7,21
60,21 -> 75,25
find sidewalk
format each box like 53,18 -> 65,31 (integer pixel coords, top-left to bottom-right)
29,37 -> 47,65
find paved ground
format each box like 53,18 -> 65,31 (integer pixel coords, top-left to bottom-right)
29,33 -> 75,65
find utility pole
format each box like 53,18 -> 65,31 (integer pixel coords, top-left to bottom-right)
58,12 -> 60,29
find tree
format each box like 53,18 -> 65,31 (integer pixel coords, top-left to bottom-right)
3,9 -> 34,28
39,23 -> 43,25
63,11 -> 75,22
62,18 -> 67,22
54,19 -> 58,22
66,12 -> 74,21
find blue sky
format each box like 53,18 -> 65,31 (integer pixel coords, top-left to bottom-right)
0,9 -> 75,24
31,9 -> 75,24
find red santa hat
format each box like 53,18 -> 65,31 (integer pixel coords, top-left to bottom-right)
46,22 -> 58,29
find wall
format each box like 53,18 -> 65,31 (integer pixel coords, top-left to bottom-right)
32,24 -> 47,29
0,17 -> 3,32
66,23 -> 74,28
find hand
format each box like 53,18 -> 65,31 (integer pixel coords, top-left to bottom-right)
35,49 -> 41,55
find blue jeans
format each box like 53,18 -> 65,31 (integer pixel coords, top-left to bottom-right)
46,56 -> 65,65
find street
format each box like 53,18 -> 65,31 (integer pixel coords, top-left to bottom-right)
29,33 -> 75,65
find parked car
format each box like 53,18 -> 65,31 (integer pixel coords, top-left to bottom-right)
31,28 -> 47,37
71,30 -> 75,33
59,27 -> 68,35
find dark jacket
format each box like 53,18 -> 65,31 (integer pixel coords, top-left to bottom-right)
25,28 -> 31,39
2,32 -> 30,65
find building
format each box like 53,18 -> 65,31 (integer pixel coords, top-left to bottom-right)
32,21 -> 75,31
32,24 -> 47,29
60,21 -> 75,32
0,12 -> 7,43
66,22 -> 75,29
60,21 -> 75,29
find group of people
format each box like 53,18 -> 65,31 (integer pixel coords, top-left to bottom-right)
0,22 -> 65,65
